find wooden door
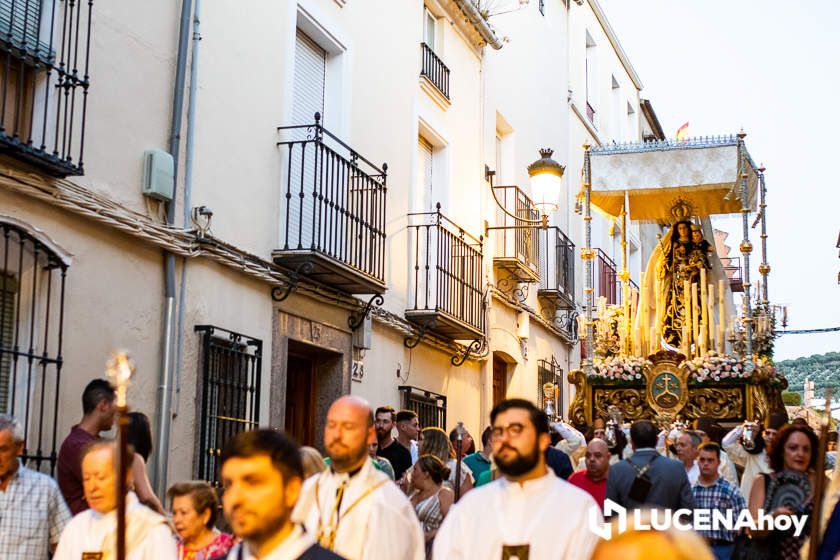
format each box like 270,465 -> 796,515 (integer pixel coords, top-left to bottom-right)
286,354 -> 315,446
492,355 -> 507,408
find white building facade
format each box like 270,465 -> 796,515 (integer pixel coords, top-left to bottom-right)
0,0 -> 663,495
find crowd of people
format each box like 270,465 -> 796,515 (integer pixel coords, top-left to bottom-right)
4,377 -> 840,559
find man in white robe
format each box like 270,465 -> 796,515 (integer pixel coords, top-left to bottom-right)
434,398 -> 602,560
53,440 -> 176,560
293,395 -> 424,560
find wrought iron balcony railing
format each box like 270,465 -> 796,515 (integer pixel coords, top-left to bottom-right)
538,226 -> 575,308
399,385 -> 446,432
420,42 -> 449,99
492,184 -> 540,284
0,0 -> 92,177
721,256 -> 744,292
586,101 -> 596,125
274,113 -> 387,295
406,206 -> 484,340
594,248 -> 618,306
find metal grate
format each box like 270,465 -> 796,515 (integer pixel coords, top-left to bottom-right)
0,221 -> 68,474
0,0 -> 93,177
399,385 -> 446,430
195,325 -> 262,488
493,184 -> 541,280
595,248 -> 618,306
420,42 -> 449,99
537,356 -> 563,419
539,226 -> 575,304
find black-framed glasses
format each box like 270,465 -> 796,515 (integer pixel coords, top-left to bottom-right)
491,422 -> 525,440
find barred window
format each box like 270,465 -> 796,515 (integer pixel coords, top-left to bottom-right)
399,385 -> 446,430
195,325 -> 262,488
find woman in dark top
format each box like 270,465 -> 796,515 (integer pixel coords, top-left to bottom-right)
748,423 -> 821,560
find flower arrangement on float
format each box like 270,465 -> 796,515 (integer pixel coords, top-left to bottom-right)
683,351 -> 748,383
588,356 -> 652,384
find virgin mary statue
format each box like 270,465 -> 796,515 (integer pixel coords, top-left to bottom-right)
636,221 -> 735,353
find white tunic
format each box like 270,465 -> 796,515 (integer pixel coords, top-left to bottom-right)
53,492 -> 177,560
293,459 -> 424,560
433,471 -> 602,560
722,425 -> 771,499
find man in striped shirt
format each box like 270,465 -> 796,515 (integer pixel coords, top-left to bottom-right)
692,442 -> 746,560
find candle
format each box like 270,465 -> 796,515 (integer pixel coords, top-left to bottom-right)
718,279 -> 726,354
699,268 -> 708,323
682,323 -> 689,357
683,280 -> 691,351
650,326 -> 657,355
691,283 -> 700,357
707,283 -> 716,353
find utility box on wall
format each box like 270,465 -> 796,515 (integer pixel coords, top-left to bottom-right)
142,149 -> 174,201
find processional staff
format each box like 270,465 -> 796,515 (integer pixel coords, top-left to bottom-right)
106,351 -> 136,560
454,422 -> 464,502
808,388 -> 833,560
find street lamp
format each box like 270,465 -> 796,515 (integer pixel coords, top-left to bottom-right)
487,148 -> 565,230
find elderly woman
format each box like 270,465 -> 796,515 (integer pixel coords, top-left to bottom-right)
168,481 -> 234,560
747,423 -> 821,560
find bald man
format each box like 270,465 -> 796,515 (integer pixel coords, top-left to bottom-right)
568,438 -> 611,509
293,396 -> 424,560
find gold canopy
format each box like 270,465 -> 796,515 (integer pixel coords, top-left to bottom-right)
588,137 -> 759,221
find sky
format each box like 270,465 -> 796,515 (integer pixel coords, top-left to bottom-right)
597,0 -> 840,361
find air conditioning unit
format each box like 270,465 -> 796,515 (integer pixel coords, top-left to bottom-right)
142,149 -> 174,201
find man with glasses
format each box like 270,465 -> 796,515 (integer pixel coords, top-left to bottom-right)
722,412 -> 786,499
433,398 -> 601,559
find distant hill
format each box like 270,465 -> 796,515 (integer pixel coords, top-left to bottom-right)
777,352 -> 840,397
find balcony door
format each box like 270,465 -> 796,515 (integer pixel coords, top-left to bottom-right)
286,353 -> 316,447
287,30 -> 326,252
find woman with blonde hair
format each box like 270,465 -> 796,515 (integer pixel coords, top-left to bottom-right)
420,426 -> 473,495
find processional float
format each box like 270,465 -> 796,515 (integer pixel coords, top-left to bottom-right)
567,133 -> 787,429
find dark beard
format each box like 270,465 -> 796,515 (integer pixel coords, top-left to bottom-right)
495,444 -> 540,477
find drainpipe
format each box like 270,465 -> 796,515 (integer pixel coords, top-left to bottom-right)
451,0 -> 504,50
173,0 -> 201,421
155,0 -> 193,498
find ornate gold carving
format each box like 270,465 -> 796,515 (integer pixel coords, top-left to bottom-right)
580,248 -> 595,260
740,241 -> 753,254
567,369 -> 588,427
593,388 -> 654,423
645,352 -> 689,417
759,263 -> 771,275
683,388 -> 744,420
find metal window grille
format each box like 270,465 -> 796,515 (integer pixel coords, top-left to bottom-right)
398,385 -> 446,430
537,356 -> 563,417
595,248 -> 618,306
493,184 -> 541,279
420,42 -> 450,99
195,325 -> 262,488
0,221 -> 68,474
0,0 -> 93,176
539,226 -> 575,303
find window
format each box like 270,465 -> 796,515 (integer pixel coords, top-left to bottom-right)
0,0 -> 93,176
399,385 -> 446,430
0,220 -> 69,473
538,357 -> 563,418
417,136 -> 436,212
195,325 -> 262,488
585,31 -> 597,125
424,8 -> 436,49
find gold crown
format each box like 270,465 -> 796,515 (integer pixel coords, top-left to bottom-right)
669,197 -> 694,221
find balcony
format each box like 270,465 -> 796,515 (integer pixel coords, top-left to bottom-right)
586,101 -> 596,125
405,206 -> 484,340
721,256 -> 744,292
538,227 -> 575,309
420,42 -> 450,100
274,114 -> 387,295
594,248 -> 618,306
492,185 -> 541,284
0,0 -> 92,177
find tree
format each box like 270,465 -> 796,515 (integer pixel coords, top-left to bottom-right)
782,391 -> 802,406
